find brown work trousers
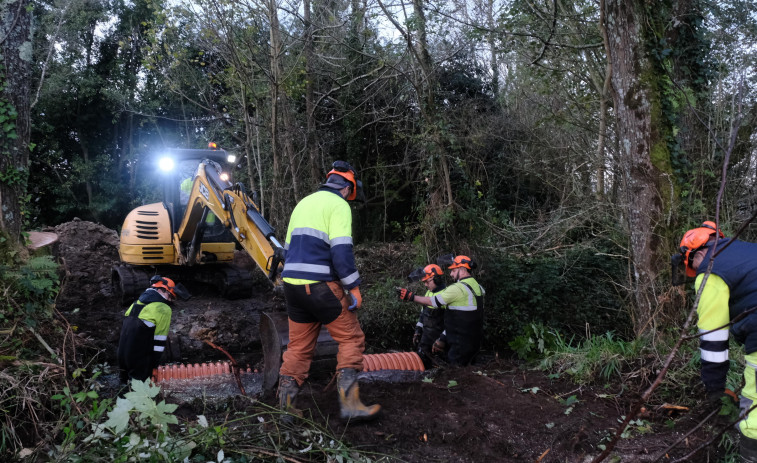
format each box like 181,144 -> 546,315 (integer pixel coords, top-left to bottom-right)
280,281 -> 366,385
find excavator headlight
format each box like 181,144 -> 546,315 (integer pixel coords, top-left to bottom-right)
226,154 -> 237,163
219,172 -> 230,182
158,157 -> 175,172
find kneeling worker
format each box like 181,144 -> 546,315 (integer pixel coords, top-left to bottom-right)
397,255 -> 484,365
117,276 -> 190,383
408,264 -> 447,367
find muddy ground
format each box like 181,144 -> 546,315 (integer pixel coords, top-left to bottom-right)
49,220 -> 731,462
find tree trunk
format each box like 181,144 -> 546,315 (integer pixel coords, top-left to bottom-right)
410,0 -> 453,207
304,0 -> 320,186
595,0 -> 612,199
268,0 -> 300,210
268,0 -> 281,206
485,0 -> 499,96
605,0 -> 664,336
0,0 -> 32,247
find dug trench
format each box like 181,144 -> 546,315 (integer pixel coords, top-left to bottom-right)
49,219 -> 729,462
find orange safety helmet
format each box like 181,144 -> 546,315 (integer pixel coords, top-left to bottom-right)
678,221 -> 725,277
324,161 -> 362,201
422,264 -> 443,282
448,255 -> 474,270
151,276 -> 177,298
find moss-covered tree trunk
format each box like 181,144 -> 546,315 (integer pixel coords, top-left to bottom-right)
604,0 -> 670,336
0,0 -> 32,252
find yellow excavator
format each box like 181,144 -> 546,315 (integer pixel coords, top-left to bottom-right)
112,145 -> 285,303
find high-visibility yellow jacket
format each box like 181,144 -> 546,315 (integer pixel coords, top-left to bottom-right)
281,189 -> 360,289
124,289 -> 172,354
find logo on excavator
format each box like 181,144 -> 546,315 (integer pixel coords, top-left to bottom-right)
199,183 -> 210,201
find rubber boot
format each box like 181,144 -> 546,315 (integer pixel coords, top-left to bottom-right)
337,368 -> 381,422
742,435 -> 757,463
277,375 -> 301,418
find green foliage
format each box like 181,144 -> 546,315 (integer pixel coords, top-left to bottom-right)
0,256 -> 59,328
480,244 -> 630,354
359,277 -> 419,352
0,60 -> 18,145
48,377 -> 387,463
537,331 -> 647,384
0,255 -> 64,459
509,323 -> 564,361
57,379 -> 196,462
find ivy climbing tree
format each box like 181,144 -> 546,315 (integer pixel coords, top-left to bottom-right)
0,0 -> 32,253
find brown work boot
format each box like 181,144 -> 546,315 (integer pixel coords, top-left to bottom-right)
277,375 -> 301,418
337,368 -> 381,422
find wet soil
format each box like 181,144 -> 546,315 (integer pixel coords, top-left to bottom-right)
49,220 -> 729,462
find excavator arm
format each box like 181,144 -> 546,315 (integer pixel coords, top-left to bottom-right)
176,159 -> 284,284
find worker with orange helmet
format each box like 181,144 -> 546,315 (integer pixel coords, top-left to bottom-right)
407,264 -> 447,367
397,255 -> 485,365
278,161 -> 379,422
673,221 -> 757,460
117,276 -> 190,384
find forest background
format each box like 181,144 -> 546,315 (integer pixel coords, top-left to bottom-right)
2,0 -> 757,355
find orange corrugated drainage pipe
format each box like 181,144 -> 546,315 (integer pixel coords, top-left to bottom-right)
362,352 -> 425,372
153,352 -> 423,382
152,361 -> 248,383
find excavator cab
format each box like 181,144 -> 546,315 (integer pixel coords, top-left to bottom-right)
112,145 -> 284,304
172,156 -> 232,243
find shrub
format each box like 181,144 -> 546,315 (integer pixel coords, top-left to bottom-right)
478,244 -> 630,354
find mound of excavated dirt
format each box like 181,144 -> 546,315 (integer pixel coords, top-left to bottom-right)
50,218 -> 121,310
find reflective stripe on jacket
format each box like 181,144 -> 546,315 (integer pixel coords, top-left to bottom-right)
281,189 -> 360,288
430,277 -> 484,311
124,289 -> 172,353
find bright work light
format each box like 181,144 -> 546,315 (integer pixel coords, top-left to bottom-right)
158,157 -> 175,172
227,154 -> 237,163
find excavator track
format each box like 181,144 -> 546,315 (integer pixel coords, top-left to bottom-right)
215,265 -> 254,299
112,264 -> 152,305
111,263 -> 254,303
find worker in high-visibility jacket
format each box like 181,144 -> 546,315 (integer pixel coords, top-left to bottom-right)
397,255 -> 484,366
674,221 -> 757,461
277,160 -> 380,422
117,276 -> 189,384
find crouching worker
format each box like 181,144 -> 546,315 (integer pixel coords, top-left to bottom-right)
397,255 -> 484,366
673,221 -> 757,461
277,161 -> 380,422
117,276 -> 190,383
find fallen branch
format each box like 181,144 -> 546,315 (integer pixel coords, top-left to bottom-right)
27,326 -> 58,359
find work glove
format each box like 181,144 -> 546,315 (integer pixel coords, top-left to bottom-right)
412,327 -> 423,347
432,339 -> 446,354
396,287 -> 415,302
348,286 -> 362,311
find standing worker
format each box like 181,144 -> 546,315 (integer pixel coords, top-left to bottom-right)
408,264 -> 447,367
277,161 -> 380,421
397,255 -> 484,365
673,221 -> 757,461
117,276 -> 190,383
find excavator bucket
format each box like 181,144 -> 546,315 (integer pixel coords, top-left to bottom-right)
259,311 -> 339,391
